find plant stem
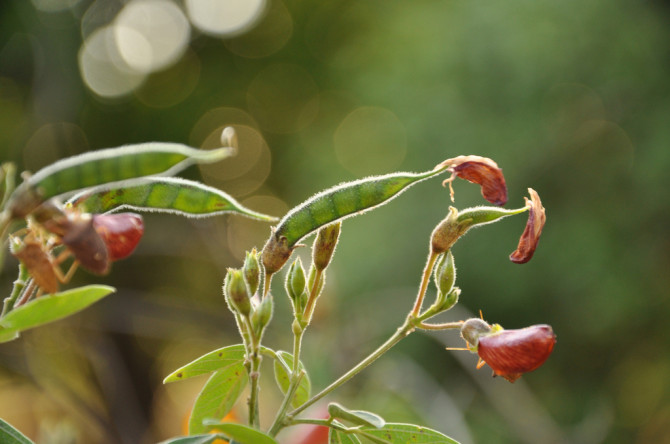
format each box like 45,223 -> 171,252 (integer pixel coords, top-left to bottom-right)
287,318 -> 415,419
2,263 -> 29,316
267,368 -> 304,436
302,268 -> 323,324
242,316 -> 262,429
417,321 -> 464,330
411,250 -> 439,317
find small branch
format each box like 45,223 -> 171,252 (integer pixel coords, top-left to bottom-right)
411,250 -> 440,317
2,263 -> 29,316
417,320 -> 464,331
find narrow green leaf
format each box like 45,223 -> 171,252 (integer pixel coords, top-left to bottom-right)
0,418 -> 35,444
158,433 -> 226,444
273,350 -> 311,408
202,422 -> 278,444
0,285 -> 114,332
163,344 -> 246,383
189,364 -> 248,435
329,430 -> 362,444
327,402 -> 385,428
6,143 -> 234,218
355,423 -> 459,444
0,328 -> 20,343
71,177 -> 277,222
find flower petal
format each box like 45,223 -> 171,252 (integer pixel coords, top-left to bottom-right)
439,155 -> 508,206
92,213 -> 144,261
510,188 -> 546,264
477,324 -> 556,383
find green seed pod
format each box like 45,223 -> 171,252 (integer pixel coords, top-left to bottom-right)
7,143 -> 234,219
262,168 -> 446,275
285,258 -> 307,304
223,269 -> 251,317
70,177 -> 277,222
244,249 -> 261,296
434,251 -> 456,296
251,293 -> 274,335
432,205 -> 528,254
312,222 -> 341,271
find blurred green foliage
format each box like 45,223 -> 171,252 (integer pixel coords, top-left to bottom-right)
1,0 -> 669,443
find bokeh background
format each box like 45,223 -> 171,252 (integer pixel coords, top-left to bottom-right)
1,0 -> 669,443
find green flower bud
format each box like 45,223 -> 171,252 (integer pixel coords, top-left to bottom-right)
312,222 -> 341,271
434,251 -> 456,296
223,268 -> 251,317
439,286 -> 460,311
243,248 -> 261,296
251,293 -> 274,336
286,258 -> 306,300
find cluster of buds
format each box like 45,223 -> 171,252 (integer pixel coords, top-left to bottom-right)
223,249 -> 273,337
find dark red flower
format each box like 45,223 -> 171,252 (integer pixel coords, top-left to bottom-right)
92,213 -> 144,261
510,188 -> 545,264
437,155 -> 508,206
477,324 -> 556,383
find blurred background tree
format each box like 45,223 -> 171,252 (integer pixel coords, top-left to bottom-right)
1,0 -> 669,443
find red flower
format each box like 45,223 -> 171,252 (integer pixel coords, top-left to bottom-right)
477,324 -> 556,383
510,188 -> 545,264
437,155 -> 508,206
92,213 -> 144,261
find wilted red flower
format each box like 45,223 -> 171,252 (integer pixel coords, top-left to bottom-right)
437,155 -> 508,206
510,188 -> 545,264
477,324 -> 556,383
92,213 -> 144,261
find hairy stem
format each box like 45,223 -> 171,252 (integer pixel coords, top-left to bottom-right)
2,263 -> 29,316
411,250 -> 440,317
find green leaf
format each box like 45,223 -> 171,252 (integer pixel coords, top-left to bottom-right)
189,364 -> 248,435
273,350 -> 311,408
327,402 -> 385,428
354,423 -> 459,444
0,418 -> 35,444
6,142 -> 234,218
163,344 -> 246,383
158,434 -> 226,444
71,177 -> 277,222
202,422 -> 278,444
330,430 -> 362,444
0,285 -> 114,332
0,328 -> 20,343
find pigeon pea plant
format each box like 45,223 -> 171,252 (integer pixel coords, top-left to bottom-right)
0,129 -> 555,444
161,155 -> 554,443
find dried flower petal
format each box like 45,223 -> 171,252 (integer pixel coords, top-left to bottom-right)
92,213 -> 144,261
477,324 -> 556,383
437,155 -> 508,206
510,188 -> 546,264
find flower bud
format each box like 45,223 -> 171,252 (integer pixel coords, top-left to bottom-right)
223,269 -> 251,317
434,251 -> 456,296
243,249 -> 261,296
312,222 -> 341,271
286,258 -> 307,308
477,324 -> 556,382
438,286 -> 460,311
251,293 -> 274,335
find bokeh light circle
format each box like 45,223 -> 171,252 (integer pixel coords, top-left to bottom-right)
114,0 -> 190,74
223,0 -> 292,59
24,123 -> 88,173
78,26 -> 146,98
185,0 -> 267,37
333,106 -> 407,176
